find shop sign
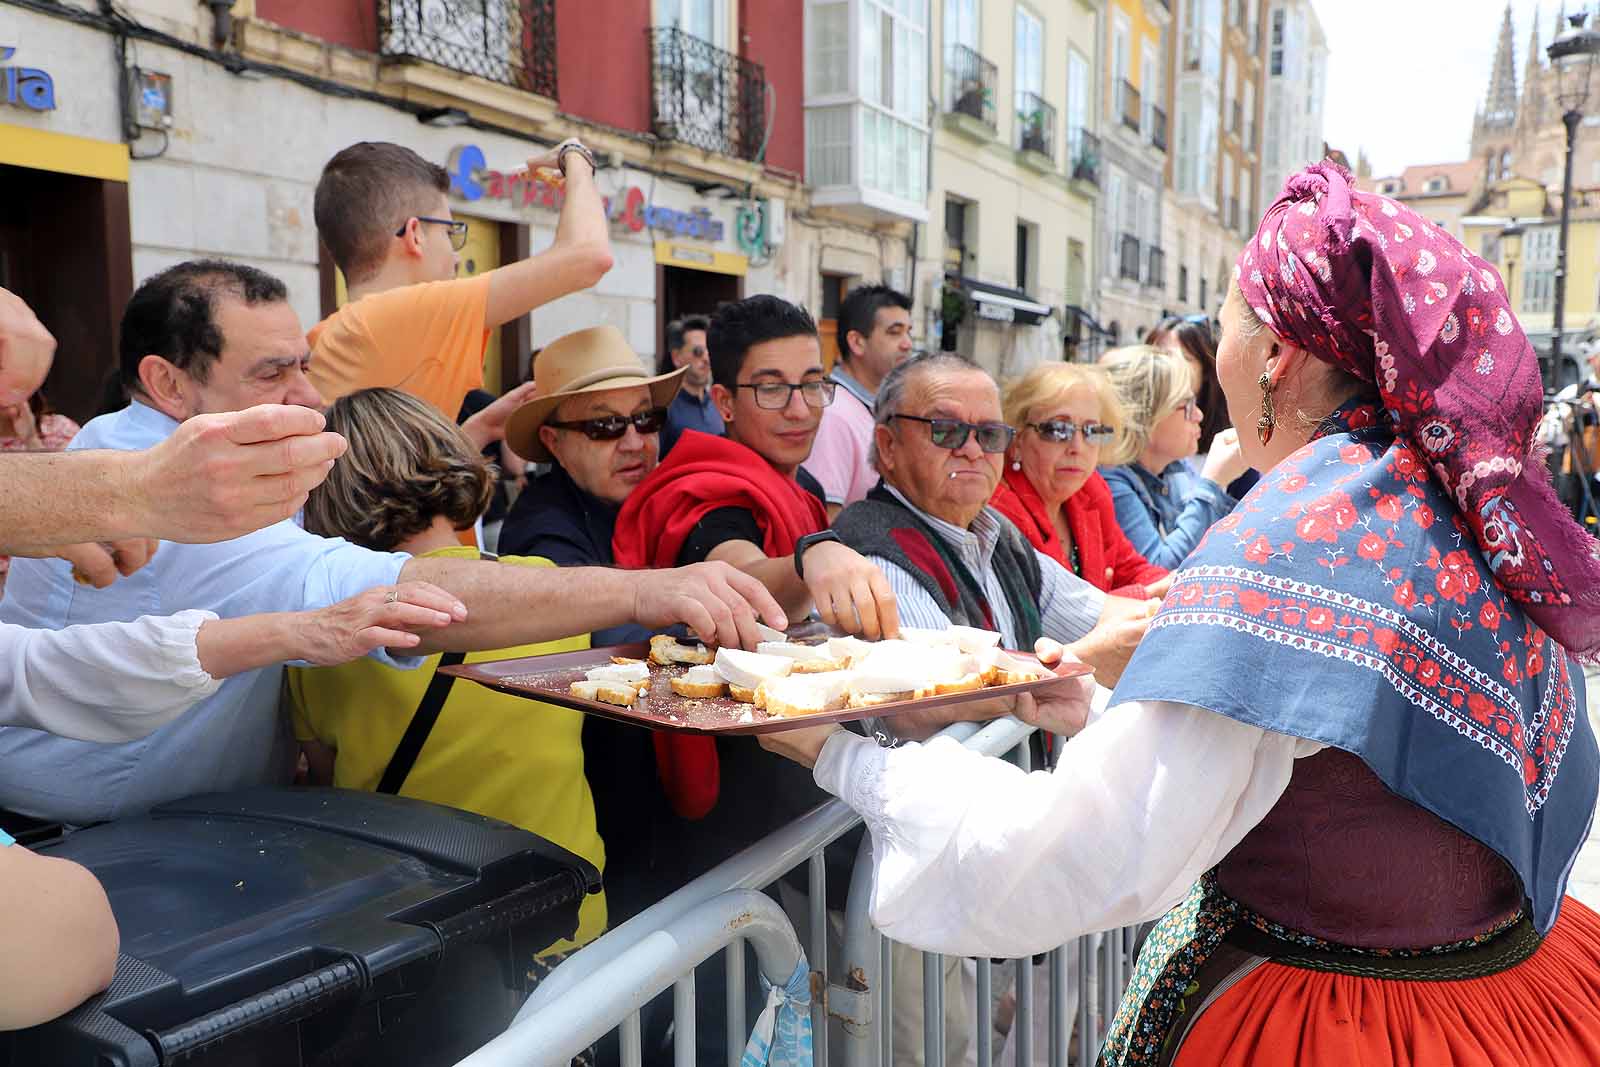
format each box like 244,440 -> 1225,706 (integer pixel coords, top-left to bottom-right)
1,46 -> 55,113
653,241 -> 748,277
447,144 -> 726,243
975,301 -> 1016,323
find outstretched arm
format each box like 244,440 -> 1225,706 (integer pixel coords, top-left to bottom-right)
483,141 -> 614,329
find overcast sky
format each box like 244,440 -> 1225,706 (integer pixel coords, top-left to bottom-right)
1319,0 -> 1572,177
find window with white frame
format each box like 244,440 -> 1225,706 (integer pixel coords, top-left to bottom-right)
945,0 -> 978,50
1067,49 -> 1090,164
1015,6 -> 1044,141
1105,167 -> 1124,275
1522,226 -> 1558,314
655,0 -> 721,42
1113,15 -> 1130,124
1141,39 -> 1159,135
805,0 -> 929,212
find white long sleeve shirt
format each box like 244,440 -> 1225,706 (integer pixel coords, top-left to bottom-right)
0,611 -> 221,744
813,700 -> 1325,959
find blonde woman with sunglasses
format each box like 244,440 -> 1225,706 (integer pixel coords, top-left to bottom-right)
1099,344 -> 1248,569
990,362 -> 1172,598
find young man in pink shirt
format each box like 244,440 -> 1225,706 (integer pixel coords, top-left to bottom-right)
806,285 -> 913,518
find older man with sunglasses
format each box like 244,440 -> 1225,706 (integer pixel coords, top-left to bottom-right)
835,352 -> 1157,689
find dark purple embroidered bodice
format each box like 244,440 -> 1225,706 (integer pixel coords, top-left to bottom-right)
1216,748 -> 1524,949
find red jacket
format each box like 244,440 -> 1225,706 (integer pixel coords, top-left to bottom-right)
612,430 -> 827,821
990,466 -> 1167,598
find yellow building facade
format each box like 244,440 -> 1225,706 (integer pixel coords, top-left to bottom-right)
1462,177 -> 1600,381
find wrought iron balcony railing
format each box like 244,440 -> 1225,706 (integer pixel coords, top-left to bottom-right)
1119,233 -> 1142,281
1150,104 -> 1168,152
379,0 -> 557,99
946,43 -> 997,131
1147,245 -> 1166,289
647,26 -> 767,161
1070,128 -> 1101,184
1016,90 -> 1056,160
1121,79 -> 1141,132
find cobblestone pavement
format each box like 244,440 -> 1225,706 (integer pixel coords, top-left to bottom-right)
1567,666 -> 1600,910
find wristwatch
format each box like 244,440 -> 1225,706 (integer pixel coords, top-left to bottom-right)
793,530 -> 843,580
557,141 -> 597,177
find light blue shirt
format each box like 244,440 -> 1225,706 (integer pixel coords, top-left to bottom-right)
863,486 -> 1107,649
0,402 -> 415,824
1101,461 -> 1236,571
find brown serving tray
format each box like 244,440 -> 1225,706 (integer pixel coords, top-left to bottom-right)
440,641 -> 1094,736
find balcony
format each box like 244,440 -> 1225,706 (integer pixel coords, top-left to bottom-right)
378,0 -> 557,99
1150,104 -> 1168,152
648,26 -> 767,161
1120,79 -> 1141,132
1119,233 -> 1142,282
1147,245 -> 1166,289
1016,91 -> 1056,162
945,43 -> 998,133
1070,129 -> 1101,185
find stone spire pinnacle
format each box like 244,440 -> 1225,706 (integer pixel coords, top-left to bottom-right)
1485,2 -> 1520,126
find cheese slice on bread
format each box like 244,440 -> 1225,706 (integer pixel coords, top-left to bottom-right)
713,647 -> 793,690
670,664 -> 727,698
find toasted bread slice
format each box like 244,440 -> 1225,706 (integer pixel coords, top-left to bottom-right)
849,689 -> 915,708
728,683 -> 762,704
649,634 -> 713,666
670,664 -> 726,698
570,679 -> 640,707
762,671 -> 854,718
933,671 -> 986,695
790,654 -> 849,674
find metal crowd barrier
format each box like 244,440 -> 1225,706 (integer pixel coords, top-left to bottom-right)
456,717 -> 1142,1067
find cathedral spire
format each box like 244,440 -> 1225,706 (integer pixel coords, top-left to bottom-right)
1523,3 -> 1545,132
1485,2 -> 1520,126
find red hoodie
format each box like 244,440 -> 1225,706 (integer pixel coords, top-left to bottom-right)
612,430 -> 827,819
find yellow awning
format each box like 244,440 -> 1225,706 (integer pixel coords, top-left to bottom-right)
653,240 -> 748,277
0,123 -> 130,182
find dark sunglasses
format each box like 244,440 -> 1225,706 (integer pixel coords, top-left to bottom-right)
891,414 -> 1016,453
396,216 -> 470,251
547,407 -> 668,440
1029,418 -> 1116,445
737,379 -> 837,410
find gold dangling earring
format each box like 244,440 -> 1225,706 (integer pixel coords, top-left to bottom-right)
1257,372 -> 1277,446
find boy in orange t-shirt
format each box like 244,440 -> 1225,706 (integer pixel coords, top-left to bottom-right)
308,138 -> 613,446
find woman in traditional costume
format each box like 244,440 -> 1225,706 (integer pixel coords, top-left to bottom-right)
761,162 -> 1600,1065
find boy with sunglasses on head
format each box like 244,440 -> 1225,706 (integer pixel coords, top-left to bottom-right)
307,138 -> 612,444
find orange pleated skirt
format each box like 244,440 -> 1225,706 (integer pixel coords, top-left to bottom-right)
1173,896 -> 1600,1067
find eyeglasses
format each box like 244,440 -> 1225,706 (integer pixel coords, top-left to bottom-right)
737,379 -> 837,410
396,216 -> 470,252
890,414 -> 1016,453
547,407 -> 668,440
1028,418 -> 1117,445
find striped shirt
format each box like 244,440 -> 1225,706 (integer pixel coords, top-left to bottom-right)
864,486 -> 1107,649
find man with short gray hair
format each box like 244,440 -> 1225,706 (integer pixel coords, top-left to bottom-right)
839,352 -> 1154,683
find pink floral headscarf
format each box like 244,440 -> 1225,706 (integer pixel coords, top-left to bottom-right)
1235,161 -> 1600,659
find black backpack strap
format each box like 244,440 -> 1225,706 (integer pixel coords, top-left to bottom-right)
376,550 -> 494,795
376,651 -> 465,795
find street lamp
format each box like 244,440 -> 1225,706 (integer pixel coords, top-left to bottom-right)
1544,11 -> 1600,376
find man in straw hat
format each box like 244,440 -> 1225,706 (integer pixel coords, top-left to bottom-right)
501,325 -> 686,600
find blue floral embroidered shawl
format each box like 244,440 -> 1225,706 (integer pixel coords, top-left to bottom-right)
1112,404 -> 1597,933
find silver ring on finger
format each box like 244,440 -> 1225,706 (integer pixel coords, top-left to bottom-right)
386,589 -> 400,604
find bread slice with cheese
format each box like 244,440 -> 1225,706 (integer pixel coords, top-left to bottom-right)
670,664 -> 727,699
649,635 -> 713,666
570,679 -> 641,707
826,635 -> 875,668
586,660 -> 652,693
947,625 -> 1003,654
763,671 -> 855,718
712,647 -> 793,690
728,683 -> 764,706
